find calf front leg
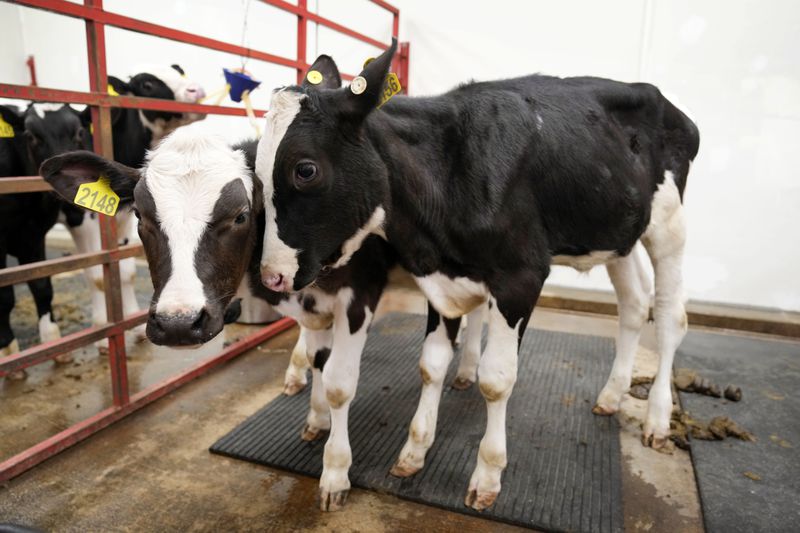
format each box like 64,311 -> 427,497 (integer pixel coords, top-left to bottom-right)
302,327 -> 333,441
120,256 -> 146,342
319,290 -> 372,511
284,327 -> 310,395
19,244 -> 71,364
391,303 -> 460,477
0,253 -> 25,380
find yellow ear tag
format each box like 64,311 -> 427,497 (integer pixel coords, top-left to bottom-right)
107,84 -> 120,97
0,116 -> 14,138
378,72 -> 402,108
306,70 -> 323,85
74,176 -> 120,216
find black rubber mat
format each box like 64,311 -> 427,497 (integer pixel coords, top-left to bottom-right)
677,331 -> 800,533
212,313 -> 623,532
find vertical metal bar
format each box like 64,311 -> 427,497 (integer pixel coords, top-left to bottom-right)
26,55 -> 38,86
296,0 -> 308,84
399,41 -> 410,94
84,0 -> 129,406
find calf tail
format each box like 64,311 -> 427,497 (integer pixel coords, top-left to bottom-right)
661,92 -> 700,198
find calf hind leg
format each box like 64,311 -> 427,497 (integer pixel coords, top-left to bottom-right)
453,304 -> 484,390
640,175 -> 688,448
593,247 -> 651,415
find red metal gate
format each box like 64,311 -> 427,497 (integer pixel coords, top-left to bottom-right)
0,0 -> 408,483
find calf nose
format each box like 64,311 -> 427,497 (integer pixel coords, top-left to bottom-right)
185,84 -> 206,102
147,308 -> 212,346
261,268 -> 289,293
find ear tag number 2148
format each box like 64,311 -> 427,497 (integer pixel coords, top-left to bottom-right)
74,177 -> 120,216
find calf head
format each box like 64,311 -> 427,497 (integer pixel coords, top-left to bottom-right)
257,45 -> 395,292
89,64 -> 206,142
1,104 -> 88,174
41,128 -> 260,347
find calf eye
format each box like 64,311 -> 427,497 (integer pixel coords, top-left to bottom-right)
295,161 -> 317,183
25,131 -> 40,146
132,207 -> 141,219
234,212 -> 248,225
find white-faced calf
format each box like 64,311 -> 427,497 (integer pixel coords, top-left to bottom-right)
257,40 -> 700,511
68,64 -> 207,349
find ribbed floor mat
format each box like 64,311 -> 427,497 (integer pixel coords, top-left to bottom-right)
677,331 -> 800,533
211,313 -> 622,532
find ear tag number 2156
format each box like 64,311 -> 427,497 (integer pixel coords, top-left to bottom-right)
74,177 -> 120,216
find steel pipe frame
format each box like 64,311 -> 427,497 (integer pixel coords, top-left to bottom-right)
0,0 -> 400,484
0,316 -> 296,483
1,0 -> 402,483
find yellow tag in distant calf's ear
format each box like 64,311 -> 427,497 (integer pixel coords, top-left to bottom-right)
74,176 -> 120,216
0,116 -> 14,138
378,72 -> 402,108
306,70 -> 323,85
107,84 -> 120,96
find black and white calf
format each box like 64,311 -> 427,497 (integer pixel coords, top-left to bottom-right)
40,125 -> 397,449
68,65 -> 206,347
257,40 -> 700,510
1,104 -> 89,378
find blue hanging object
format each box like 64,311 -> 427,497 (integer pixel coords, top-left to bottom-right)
224,68 -> 261,103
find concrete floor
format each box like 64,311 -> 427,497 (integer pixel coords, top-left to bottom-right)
0,279 -> 722,532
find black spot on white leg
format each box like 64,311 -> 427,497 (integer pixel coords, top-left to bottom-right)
313,347 -> 331,371
302,294 -> 316,313
444,316 -> 461,346
424,303 -> 441,336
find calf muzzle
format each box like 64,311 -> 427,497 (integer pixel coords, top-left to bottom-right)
146,308 -> 222,346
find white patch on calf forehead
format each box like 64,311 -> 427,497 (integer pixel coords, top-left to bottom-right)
131,65 -> 200,100
32,103 -> 65,118
256,89 -> 305,280
145,128 -> 253,315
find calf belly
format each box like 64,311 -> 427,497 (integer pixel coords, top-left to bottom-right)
551,250 -> 618,273
414,272 -> 488,318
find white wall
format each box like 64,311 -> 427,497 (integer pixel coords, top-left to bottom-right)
394,0 -> 800,312
2,0 -> 798,311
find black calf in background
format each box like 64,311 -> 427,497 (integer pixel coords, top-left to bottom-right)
0,104 -> 89,377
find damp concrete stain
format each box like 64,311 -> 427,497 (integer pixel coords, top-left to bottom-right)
618,345 -> 702,532
769,434 -> 792,448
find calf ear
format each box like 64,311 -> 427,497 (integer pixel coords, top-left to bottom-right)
0,105 -> 25,134
301,55 -> 342,90
40,150 -> 140,209
108,76 -> 131,95
341,38 -> 397,119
